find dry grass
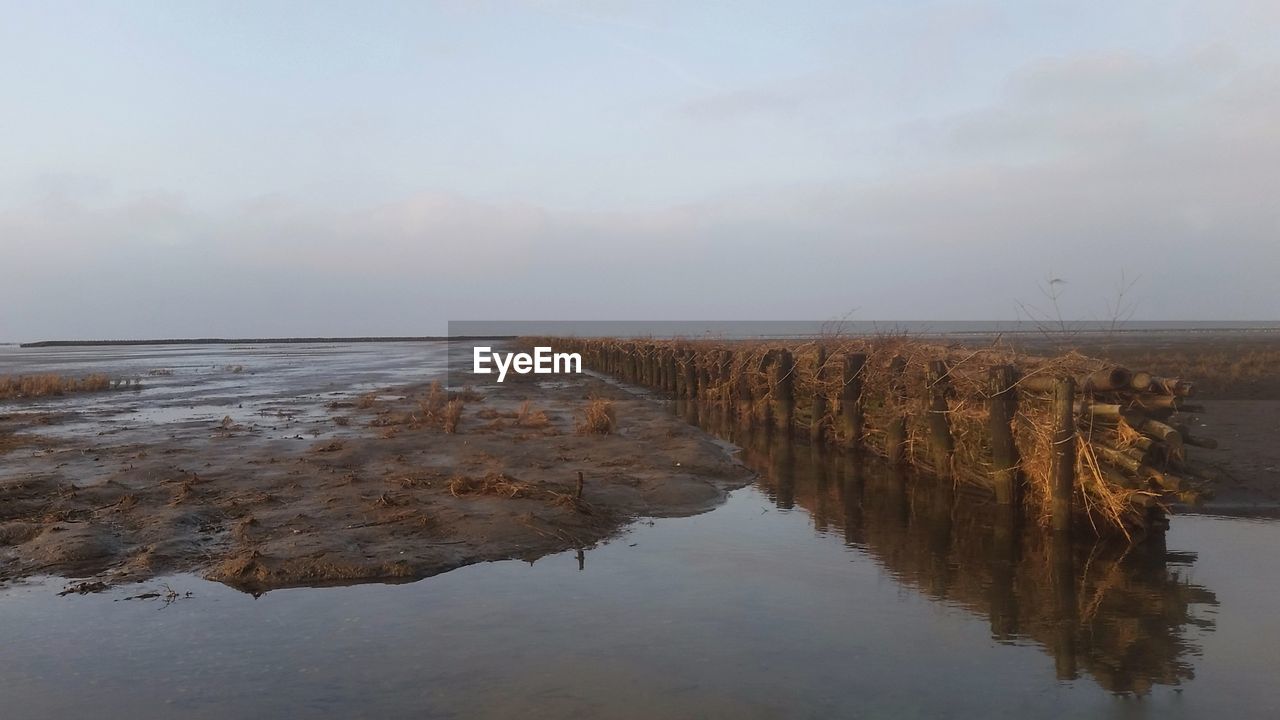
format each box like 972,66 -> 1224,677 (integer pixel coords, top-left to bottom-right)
418,381 -> 446,418
576,398 -> 615,435
535,334 -> 1209,538
448,473 -> 533,498
442,399 -> 464,434
516,400 -> 551,428
0,373 -> 119,401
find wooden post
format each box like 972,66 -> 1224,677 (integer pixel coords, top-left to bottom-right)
885,356 -> 907,466
719,350 -> 734,408
841,353 -> 865,449
735,355 -> 754,427
682,350 -> 696,399
810,346 -> 828,444
924,360 -> 955,478
988,365 -> 1019,505
772,348 -> 795,434
698,358 -> 712,404
1051,377 -> 1076,536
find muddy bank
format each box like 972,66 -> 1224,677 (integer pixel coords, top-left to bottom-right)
0,372 -> 751,592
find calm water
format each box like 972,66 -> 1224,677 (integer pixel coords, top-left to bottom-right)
1,344 -> 1278,718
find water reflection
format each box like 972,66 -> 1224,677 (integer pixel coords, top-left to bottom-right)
678,400 -> 1218,696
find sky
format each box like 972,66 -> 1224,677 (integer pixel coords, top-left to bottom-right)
1,0 -> 1277,340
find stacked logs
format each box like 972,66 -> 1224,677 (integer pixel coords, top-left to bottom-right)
530,336 -> 1213,540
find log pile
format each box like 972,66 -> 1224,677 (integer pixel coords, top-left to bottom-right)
528,336 -> 1213,540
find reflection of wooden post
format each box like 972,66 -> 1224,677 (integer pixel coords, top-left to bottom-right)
1051,377 -> 1076,536
771,436 -> 796,509
925,360 -> 954,478
810,346 -> 828,444
841,353 -> 865,449
989,365 -> 1019,505
1050,532 -> 1077,680
773,349 -> 795,434
988,503 -> 1019,640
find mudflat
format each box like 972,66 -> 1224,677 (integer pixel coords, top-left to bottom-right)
0,365 -> 751,592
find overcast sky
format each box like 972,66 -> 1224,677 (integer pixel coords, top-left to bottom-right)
2,1 -> 1277,340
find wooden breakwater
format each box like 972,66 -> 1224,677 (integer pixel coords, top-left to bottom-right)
533,336 -> 1213,541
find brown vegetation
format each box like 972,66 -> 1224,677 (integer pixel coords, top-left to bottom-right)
442,399 -> 464,434
0,373 -> 120,401
540,336 -> 1215,540
516,400 -> 551,428
577,398 -> 615,435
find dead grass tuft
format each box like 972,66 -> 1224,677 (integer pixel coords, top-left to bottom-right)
576,398 -> 615,435
448,473 -> 533,498
442,399 -> 465,434
516,400 -> 551,428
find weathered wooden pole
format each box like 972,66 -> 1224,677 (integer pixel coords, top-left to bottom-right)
758,351 -> 774,427
1051,376 -> 1076,536
698,356 -> 712,404
840,352 -> 865,449
682,350 -> 697,400
735,355 -> 754,426
885,355 -> 907,466
810,346 -> 828,444
772,348 -> 795,434
988,365 -> 1020,505
924,360 -> 955,478
719,350 -> 734,408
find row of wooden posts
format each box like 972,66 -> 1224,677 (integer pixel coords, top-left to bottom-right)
549,339 -> 1084,538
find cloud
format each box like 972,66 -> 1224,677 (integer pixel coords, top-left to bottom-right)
3,41 -> 1278,341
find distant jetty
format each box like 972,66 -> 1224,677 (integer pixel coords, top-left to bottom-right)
19,336 -> 514,348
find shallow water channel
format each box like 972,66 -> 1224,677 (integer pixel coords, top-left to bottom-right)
1,343 -> 1277,718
